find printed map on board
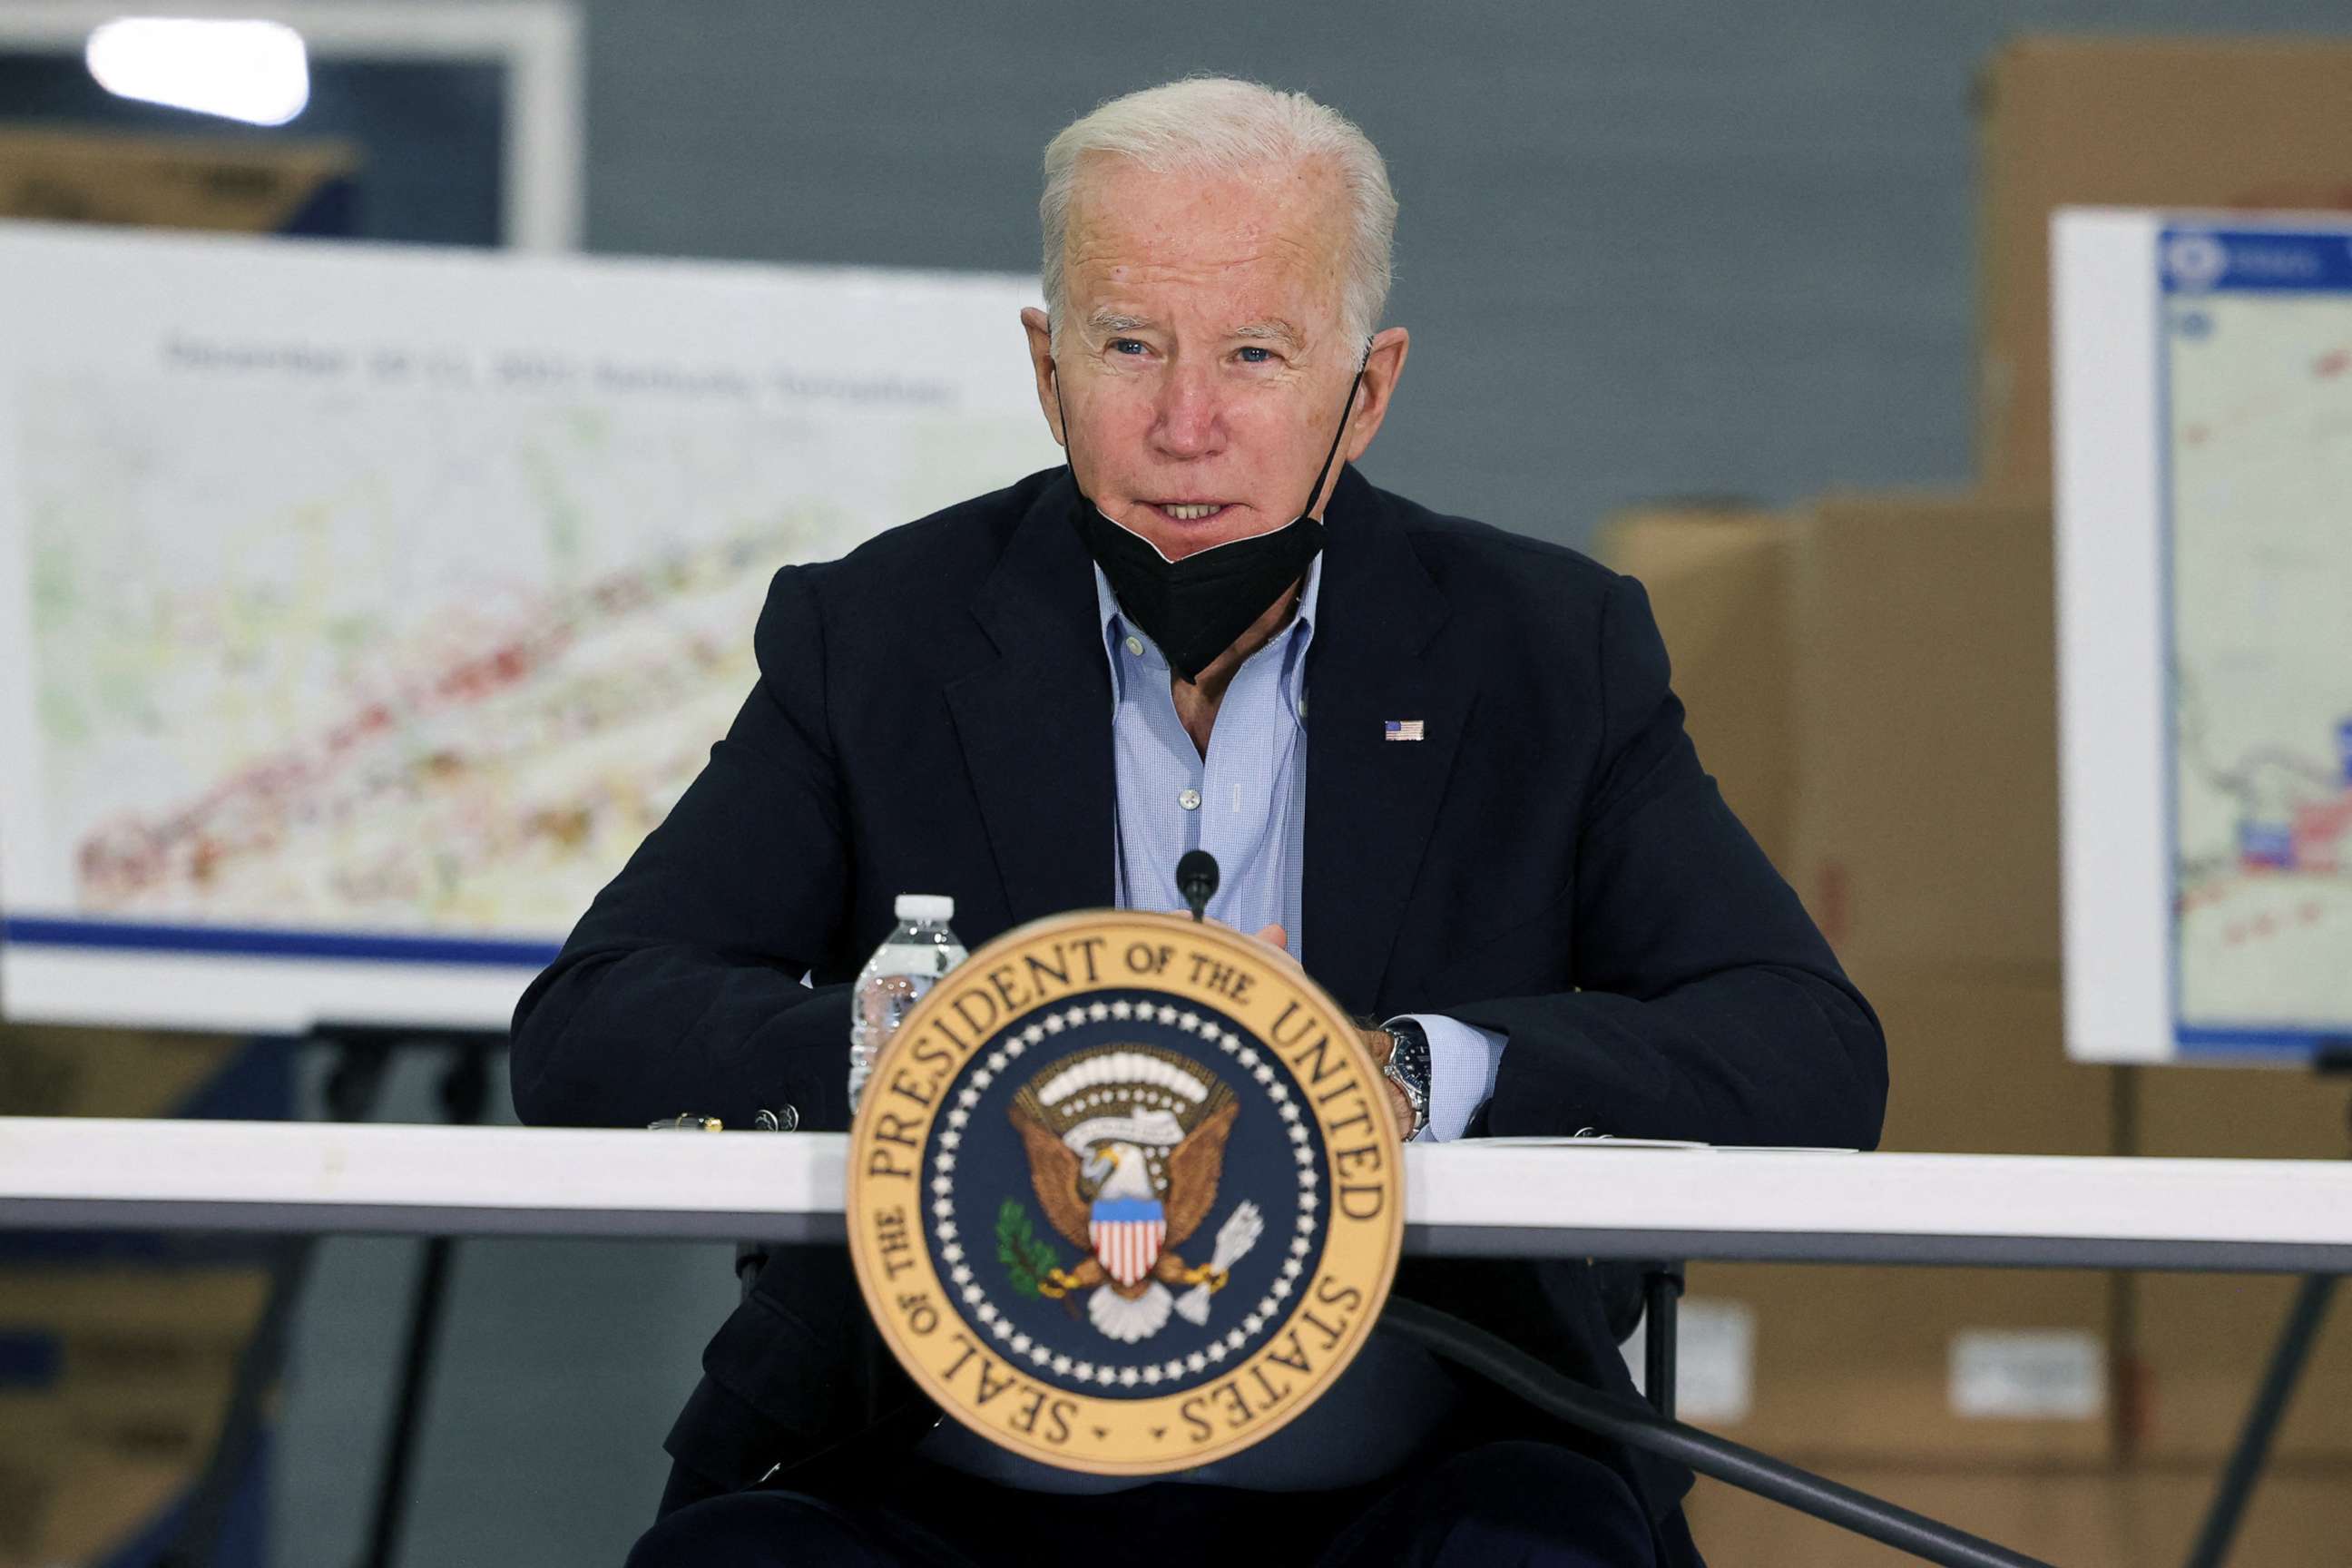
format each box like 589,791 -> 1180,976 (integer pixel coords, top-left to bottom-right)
20,378 -> 1039,941
0,230 -> 1056,963
2162,228 -> 2352,1040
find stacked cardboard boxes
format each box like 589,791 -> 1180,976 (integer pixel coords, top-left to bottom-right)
1609,33 -> 2352,1561
1605,493 -> 2118,1479
1603,493 -> 2064,981
2128,1068 -> 2352,1468
0,1268 -> 270,1568
1681,974 -> 2115,1467
1592,503 -> 1800,872
1781,494 -> 2060,979
0,127 -> 358,235
1976,35 -> 2352,495
1685,1465 -> 2352,1568
1602,481 -> 2352,1561
1973,25 -> 2352,1496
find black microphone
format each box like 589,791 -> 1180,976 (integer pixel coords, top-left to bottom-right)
1175,850 -> 1219,922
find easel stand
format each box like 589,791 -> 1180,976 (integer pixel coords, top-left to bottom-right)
162,1027 -> 505,1568
2182,1048 -> 2352,1568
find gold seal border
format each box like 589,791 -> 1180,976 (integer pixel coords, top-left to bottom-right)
847,909 -> 1406,1475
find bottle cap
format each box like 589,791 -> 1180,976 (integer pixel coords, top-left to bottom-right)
895,893 -> 956,924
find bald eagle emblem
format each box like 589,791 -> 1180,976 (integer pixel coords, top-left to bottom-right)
1004,1044 -> 1265,1345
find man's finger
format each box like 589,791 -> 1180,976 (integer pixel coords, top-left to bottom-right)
1383,1078 -> 1415,1142
1361,1026 -> 1413,1142
1201,916 -> 1298,968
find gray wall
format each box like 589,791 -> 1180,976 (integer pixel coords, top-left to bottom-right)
583,0 -> 2347,553
274,4 -> 2352,1564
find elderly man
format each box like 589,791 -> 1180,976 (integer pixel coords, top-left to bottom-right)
513,77 -> 1884,1567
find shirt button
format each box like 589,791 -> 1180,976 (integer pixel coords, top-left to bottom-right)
1298,696 -> 1308,719
1179,788 -> 1201,811
1124,635 -> 1144,657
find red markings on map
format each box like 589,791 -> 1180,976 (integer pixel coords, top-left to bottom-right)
2291,795 -> 2352,873
2219,903 -> 2328,948
72,529 -> 785,920
2174,338 -> 2352,445
2180,716 -> 2352,955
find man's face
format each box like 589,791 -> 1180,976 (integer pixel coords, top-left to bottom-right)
1022,156 -> 1407,562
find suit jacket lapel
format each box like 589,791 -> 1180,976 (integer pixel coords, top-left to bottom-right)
945,474 -> 1116,927
1304,469 -> 1478,1016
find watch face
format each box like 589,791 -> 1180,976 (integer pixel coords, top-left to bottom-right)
1387,1032 -> 1429,1095
1382,1033 -> 1429,1138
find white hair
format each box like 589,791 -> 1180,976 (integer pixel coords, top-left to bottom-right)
1039,76 -> 1397,351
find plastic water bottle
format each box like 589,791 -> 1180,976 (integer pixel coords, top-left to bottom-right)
848,894 -> 967,1112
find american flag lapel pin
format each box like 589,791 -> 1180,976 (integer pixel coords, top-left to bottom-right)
1384,719 -> 1425,741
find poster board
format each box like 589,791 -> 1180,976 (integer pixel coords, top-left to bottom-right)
0,221 -> 1061,1032
2054,208 -> 2352,1063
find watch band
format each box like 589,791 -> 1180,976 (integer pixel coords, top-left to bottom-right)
1380,1017 -> 1433,1140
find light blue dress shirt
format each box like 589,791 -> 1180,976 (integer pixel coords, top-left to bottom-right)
1095,560 -> 1505,1142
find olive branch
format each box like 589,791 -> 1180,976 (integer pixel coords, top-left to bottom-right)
996,1198 -> 1062,1298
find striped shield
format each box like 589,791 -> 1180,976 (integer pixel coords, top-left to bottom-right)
1088,1197 -> 1168,1289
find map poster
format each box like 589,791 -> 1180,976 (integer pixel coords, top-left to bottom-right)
0,222 -> 1062,1032
2161,226 -> 2352,1053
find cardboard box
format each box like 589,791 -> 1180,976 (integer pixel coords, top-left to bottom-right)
0,1025 -> 249,1120
1867,964 -> 2104,1158
2124,1064 -> 2352,1464
1685,1463 -> 2352,1568
0,126 -> 358,234
1788,493 -> 2058,974
1977,35 -> 2352,496
1604,493 -> 2062,972
0,1266 -> 267,1566
0,1428 -> 265,1568
1595,503 -> 1800,869
0,1268 -> 263,1448
1605,495 -> 2124,1465
1681,1265 -> 2114,1466
1681,966 -> 2119,1465
0,1028 -> 284,1559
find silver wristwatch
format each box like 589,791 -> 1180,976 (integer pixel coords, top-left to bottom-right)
1380,1017 -> 1432,1140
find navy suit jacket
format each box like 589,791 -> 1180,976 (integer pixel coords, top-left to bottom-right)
509,464 -> 1886,1537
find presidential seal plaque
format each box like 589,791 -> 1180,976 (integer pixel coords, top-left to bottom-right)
846,910 -> 1406,1475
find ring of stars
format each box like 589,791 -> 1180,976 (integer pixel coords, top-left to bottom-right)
931,1004 -> 1325,1394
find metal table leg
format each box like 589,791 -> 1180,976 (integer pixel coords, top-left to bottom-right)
1643,1263 -> 1685,1420
2182,1274 -> 2337,1568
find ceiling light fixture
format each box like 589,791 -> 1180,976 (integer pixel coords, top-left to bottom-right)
86,17 -> 311,127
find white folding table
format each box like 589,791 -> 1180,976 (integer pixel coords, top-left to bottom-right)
7,1119 -> 2347,1568
4,1119 -> 2347,1271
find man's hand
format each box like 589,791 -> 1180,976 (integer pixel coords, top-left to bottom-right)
1364,1024 -> 1413,1142
1217,919 -> 1303,973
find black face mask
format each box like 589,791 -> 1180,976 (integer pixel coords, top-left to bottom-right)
1062,358 -> 1366,684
